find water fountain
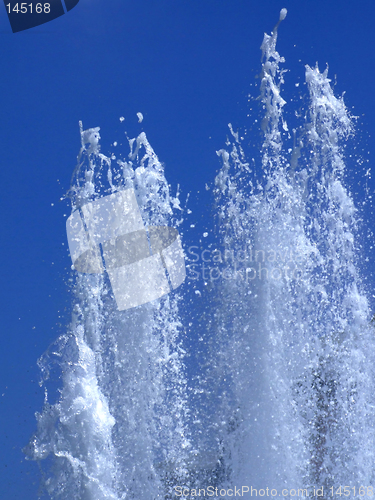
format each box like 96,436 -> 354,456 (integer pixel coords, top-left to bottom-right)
26,9 -> 375,499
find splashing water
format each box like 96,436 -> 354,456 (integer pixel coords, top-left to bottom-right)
212,10 -> 375,494
26,9 -> 375,499
26,127 -> 190,499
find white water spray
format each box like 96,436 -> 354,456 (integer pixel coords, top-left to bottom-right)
26,128 -> 190,499
26,9 -> 375,499
212,9 -> 375,494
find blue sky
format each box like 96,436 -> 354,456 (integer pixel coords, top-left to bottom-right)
1,1 -> 375,497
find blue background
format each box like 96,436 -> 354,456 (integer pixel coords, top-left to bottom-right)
1,1 -> 374,497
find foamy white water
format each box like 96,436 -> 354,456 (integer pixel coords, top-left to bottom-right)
26,127 -> 190,499
26,10 -> 375,499
212,10 -> 375,496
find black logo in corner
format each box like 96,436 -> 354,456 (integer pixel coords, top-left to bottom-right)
3,0 -> 80,33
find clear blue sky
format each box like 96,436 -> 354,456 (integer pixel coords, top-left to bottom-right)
1,1 -> 375,497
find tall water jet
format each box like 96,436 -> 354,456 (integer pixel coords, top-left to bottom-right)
25,125 -> 190,499
212,8 -> 375,495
